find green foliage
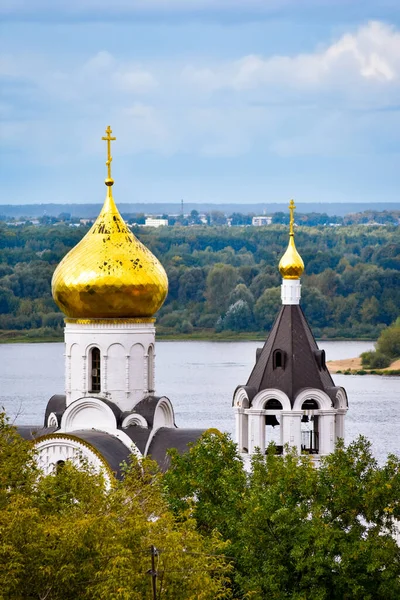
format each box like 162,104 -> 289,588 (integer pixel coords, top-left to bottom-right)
220,300 -> 254,332
0,415 -> 231,599
0,221 -> 399,340
361,317 -> 400,368
254,287 -> 281,330
369,352 -> 392,369
163,431 -> 247,541
206,264 -> 239,314
2,416 -> 400,599
164,434 -> 400,600
361,350 -> 375,367
376,317 -> 400,359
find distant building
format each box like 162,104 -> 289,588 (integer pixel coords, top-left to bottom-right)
145,217 -> 168,228
252,216 -> 272,226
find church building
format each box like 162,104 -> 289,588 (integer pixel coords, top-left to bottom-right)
17,127 -> 348,482
233,200 -> 348,466
17,127 -> 205,484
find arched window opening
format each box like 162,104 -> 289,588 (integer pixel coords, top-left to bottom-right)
148,346 -> 154,393
301,399 -> 319,454
265,398 -> 283,410
56,460 -> 65,473
265,398 -> 283,454
302,399 -> 319,410
90,347 -> 101,393
273,350 -> 285,370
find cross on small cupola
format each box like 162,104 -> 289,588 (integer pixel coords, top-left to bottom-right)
102,125 -> 116,187
289,198 -> 296,236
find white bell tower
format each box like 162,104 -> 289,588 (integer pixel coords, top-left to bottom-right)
65,319 -> 156,411
234,200 -> 348,466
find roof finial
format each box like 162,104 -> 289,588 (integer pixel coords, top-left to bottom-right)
289,198 -> 295,236
102,125 -> 116,187
278,198 -> 304,280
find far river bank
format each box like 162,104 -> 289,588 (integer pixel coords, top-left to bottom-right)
327,357 -> 400,376
0,329 -> 378,344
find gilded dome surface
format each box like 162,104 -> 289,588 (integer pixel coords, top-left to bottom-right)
51,127 -> 168,319
278,199 -> 304,280
278,235 -> 304,279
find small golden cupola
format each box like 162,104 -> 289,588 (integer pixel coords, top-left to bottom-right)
278,199 -> 304,280
52,126 -> 168,319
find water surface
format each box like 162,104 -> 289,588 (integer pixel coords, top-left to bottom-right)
1,340 -> 398,463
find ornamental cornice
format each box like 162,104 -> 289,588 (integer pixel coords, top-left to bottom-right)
33,432 -> 115,483
65,319 -> 156,331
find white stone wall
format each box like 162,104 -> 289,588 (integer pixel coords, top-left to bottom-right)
281,278 -> 301,305
65,320 -> 156,411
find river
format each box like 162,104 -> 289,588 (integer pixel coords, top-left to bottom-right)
1,340 -> 399,463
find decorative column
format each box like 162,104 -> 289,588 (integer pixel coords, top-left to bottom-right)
247,410 -> 266,455
82,355 -> 87,396
103,354 -> 108,394
65,351 -> 71,403
319,410 -> 337,455
281,411 -> 302,453
235,408 -> 249,453
125,354 -> 130,399
335,408 -> 346,441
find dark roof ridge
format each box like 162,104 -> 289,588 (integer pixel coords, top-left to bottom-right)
246,305 -> 285,392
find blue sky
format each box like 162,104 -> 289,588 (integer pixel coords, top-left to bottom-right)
1,1 -> 399,205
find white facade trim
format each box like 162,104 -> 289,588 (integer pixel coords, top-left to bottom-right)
121,414 -> 148,429
251,388 -> 291,411
293,388 -> 332,411
233,387 -> 250,409
334,388 -> 348,409
60,396 -> 117,433
143,397 -> 176,455
47,412 -> 58,427
281,278 -> 301,305
35,435 -> 113,487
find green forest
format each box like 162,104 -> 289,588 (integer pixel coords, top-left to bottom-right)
0,221 -> 399,341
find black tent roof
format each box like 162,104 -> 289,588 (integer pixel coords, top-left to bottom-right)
246,304 -> 340,406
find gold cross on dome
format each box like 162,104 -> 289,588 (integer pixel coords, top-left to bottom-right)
102,125 -> 116,185
289,199 -> 296,236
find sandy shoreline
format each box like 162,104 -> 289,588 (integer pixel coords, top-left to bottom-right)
328,357 -> 400,374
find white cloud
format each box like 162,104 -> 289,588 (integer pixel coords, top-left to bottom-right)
114,69 -> 157,93
2,20 -> 400,167
183,21 -> 400,93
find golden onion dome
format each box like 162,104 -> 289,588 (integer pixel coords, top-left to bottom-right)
278,199 -> 304,280
51,127 -> 168,319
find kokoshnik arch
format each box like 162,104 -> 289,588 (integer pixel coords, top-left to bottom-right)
16,127 -> 348,482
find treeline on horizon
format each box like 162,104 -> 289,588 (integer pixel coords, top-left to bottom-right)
2,208 -> 400,228
0,220 -> 399,341
1,200 -> 400,219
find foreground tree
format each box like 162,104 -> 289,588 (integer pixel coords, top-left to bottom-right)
165,432 -> 400,600
3,416 -> 399,599
0,415 -> 231,600
238,440 -> 400,600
